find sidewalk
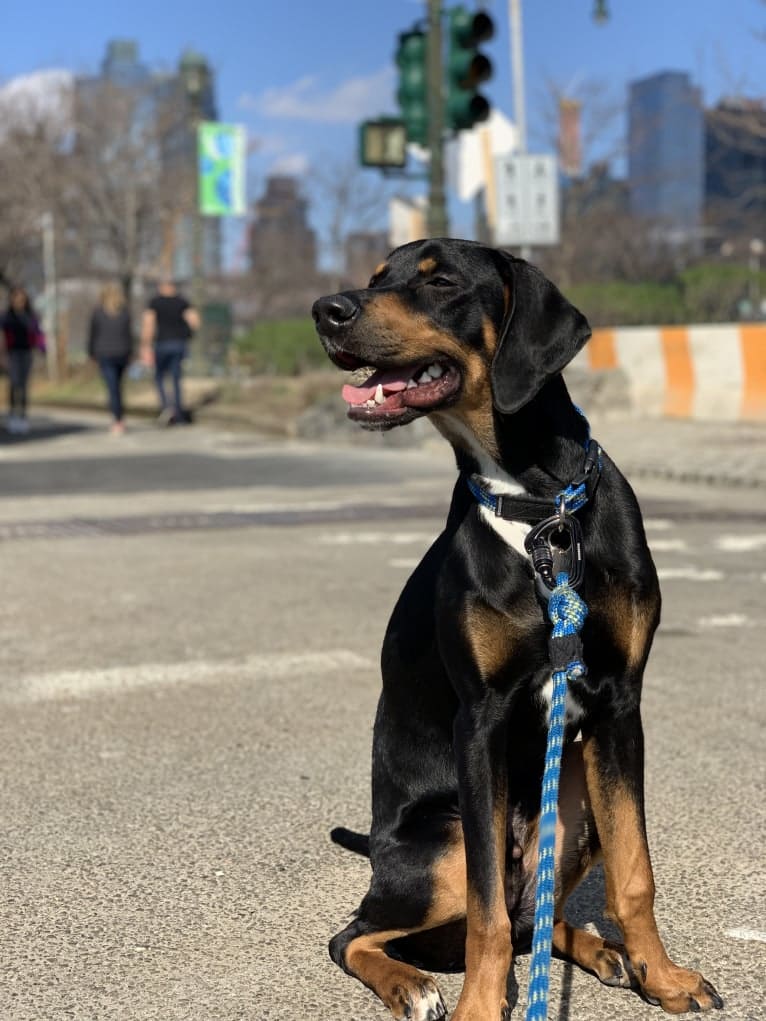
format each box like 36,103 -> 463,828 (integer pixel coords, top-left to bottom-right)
589,414 -> 766,489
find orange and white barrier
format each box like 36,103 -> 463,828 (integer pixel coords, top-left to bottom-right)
573,323 -> 766,420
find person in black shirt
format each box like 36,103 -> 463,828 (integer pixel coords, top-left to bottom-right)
88,282 -> 134,434
1,286 -> 46,435
140,279 -> 200,425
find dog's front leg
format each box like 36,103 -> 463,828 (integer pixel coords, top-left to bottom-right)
451,695 -> 512,1021
582,704 -> 723,1014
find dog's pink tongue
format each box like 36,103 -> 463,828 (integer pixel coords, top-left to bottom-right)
341,367 -> 410,406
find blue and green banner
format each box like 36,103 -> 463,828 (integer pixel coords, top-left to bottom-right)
198,122 -> 247,217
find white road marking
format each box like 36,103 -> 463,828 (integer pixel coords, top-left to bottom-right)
698,614 -> 753,628
656,567 -> 723,581
649,539 -> 688,551
6,650 -> 375,705
725,928 -> 766,943
644,519 -> 674,531
715,535 -> 766,553
317,532 -> 432,545
389,558 -> 420,569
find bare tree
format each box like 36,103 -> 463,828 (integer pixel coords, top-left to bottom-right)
307,157 -> 395,291
60,81 -> 191,300
0,114 -> 61,287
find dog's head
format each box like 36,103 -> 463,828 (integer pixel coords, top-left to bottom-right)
311,238 -> 590,443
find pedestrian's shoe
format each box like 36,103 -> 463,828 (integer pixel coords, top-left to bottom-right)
110,420 -> 126,436
16,417 -> 29,434
157,408 -> 175,427
5,415 -> 19,434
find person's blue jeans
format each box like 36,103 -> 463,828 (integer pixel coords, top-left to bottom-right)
98,356 -> 129,422
7,348 -> 33,416
154,340 -> 187,418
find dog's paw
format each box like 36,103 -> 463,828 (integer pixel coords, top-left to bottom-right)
635,961 -> 724,1014
386,977 -> 446,1021
593,942 -> 636,988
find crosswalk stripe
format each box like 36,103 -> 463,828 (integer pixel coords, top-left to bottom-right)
5,649 -> 375,705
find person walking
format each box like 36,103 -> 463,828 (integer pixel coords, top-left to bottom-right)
1,286 -> 46,435
140,280 -> 200,425
88,282 -> 134,435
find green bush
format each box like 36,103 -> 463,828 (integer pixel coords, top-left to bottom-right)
568,281 -> 685,327
679,263 -> 766,323
231,318 -> 328,375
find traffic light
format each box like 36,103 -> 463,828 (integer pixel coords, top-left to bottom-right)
396,29 -> 428,146
446,6 -> 494,133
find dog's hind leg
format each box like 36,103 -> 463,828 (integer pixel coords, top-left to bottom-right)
329,825 -> 466,1021
547,743 -> 635,989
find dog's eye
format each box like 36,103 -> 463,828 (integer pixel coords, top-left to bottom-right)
427,277 -> 454,288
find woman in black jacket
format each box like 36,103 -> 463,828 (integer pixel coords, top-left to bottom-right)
88,283 -> 134,434
2,286 -> 46,435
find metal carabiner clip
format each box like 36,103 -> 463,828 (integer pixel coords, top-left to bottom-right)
524,512 -> 585,596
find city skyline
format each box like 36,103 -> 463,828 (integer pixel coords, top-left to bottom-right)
2,0 -> 764,250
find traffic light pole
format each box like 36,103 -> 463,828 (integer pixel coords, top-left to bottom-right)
426,0 -> 449,237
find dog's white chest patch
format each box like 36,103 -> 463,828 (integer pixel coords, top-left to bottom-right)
537,675 -> 585,727
477,503 -> 528,558
472,471 -> 530,559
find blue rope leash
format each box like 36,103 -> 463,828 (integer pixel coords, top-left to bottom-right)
465,415 -> 600,1019
525,574 -> 588,1021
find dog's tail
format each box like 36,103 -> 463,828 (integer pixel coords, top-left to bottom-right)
330,827 -> 370,857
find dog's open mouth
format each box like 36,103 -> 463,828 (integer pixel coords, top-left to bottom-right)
340,361 -> 461,424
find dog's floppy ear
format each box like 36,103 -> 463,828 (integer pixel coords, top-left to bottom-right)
490,252 -> 591,415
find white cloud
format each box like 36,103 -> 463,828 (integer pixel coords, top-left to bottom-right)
0,69 -> 73,128
270,151 -> 311,176
239,65 -> 395,124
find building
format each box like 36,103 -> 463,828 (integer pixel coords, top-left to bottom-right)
389,195 -> 427,248
705,98 -> 766,246
249,176 -> 317,277
74,40 -> 222,284
343,232 -> 390,285
628,71 -> 704,241
562,161 -> 628,218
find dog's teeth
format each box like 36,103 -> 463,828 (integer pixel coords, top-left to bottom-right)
417,371 -> 431,384
406,379 -> 417,389
365,399 -> 376,408
428,363 -> 443,378
374,384 -> 385,404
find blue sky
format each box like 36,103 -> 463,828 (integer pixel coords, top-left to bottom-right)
3,0 -> 765,261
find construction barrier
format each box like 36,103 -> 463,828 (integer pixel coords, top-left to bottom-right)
572,323 -> 766,420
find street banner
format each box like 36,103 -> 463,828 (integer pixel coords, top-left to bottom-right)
198,122 -> 247,216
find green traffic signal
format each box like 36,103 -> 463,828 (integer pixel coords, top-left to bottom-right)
446,6 -> 494,132
395,29 -> 428,146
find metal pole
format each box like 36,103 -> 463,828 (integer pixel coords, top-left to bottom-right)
426,0 -> 449,237
186,96 -> 210,375
191,111 -> 205,370
509,0 -> 527,153
509,0 -> 531,259
40,211 -> 58,382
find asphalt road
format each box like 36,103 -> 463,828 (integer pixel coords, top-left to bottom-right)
1,410 -> 764,1021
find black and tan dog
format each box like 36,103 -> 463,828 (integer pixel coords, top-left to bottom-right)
311,238 -> 722,1021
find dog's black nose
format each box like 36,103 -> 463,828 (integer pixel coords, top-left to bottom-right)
312,293 -> 359,334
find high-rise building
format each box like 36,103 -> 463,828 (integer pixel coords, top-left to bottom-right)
705,98 -> 766,244
74,41 -> 222,283
249,176 -> 317,276
628,71 -> 704,241
343,232 -> 390,286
